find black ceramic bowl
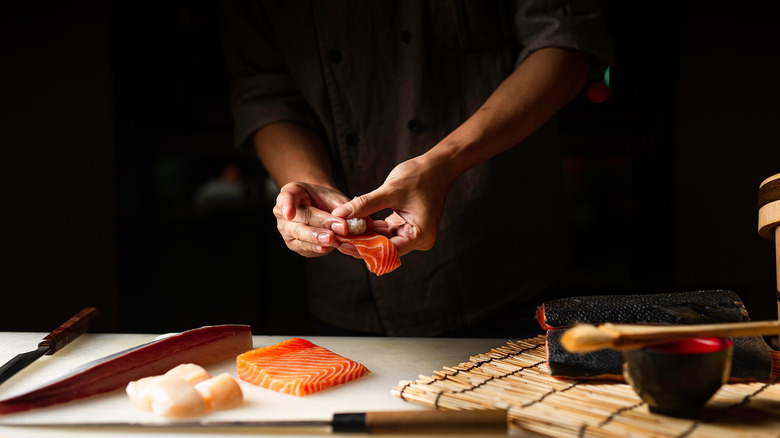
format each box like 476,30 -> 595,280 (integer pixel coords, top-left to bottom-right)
622,337 -> 733,418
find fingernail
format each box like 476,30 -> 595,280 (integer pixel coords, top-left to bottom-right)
318,233 -> 330,244
332,222 -> 347,235
332,205 -> 352,217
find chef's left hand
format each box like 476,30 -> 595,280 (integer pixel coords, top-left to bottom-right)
331,152 -> 458,257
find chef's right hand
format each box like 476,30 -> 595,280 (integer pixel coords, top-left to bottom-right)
274,182 -> 351,258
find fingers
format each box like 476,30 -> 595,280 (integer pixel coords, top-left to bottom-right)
383,212 -> 407,230
276,183 -> 311,220
331,186 -> 434,256
274,182 -> 351,258
336,243 -> 361,259
274,209 -> 335,257
389,223 -> 429,257
331,188 -> 388,221
369,219 -> 423,257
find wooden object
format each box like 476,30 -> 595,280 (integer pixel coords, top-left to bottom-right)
39,307 -> 102,354
560,320 -> 780,353
758,173 -> 780,319
394,336 -> 780,438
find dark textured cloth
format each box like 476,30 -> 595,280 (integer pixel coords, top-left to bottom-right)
221,0 -> 615,336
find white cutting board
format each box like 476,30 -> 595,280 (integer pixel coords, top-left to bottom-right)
0,333 -> 515,437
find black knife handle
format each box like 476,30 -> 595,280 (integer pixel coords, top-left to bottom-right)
38,307 -> 101,354
332,409 -> 507,433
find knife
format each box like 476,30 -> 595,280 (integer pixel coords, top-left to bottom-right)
0,409 -> 508,434
0,307 -> 101,386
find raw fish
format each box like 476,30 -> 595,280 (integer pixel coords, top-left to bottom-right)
127,366 -> 243,416
194,372 -> 244,410
0,325 -> 252,415
164,363 -> 211,385
142,375 -> 207,418
236,338 -> 370,396
125,376 -> 157,411
336,232 -> 400,276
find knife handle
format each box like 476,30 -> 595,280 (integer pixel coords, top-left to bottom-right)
39,307 -> 101,354
333,409 -> 507,433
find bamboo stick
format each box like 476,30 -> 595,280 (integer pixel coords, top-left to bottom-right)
561,320 -> 780,353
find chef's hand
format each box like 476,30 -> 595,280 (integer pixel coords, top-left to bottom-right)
331,152 -> 458,257
274,182 -> 352,258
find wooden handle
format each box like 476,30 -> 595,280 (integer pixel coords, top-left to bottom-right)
757,173 -> 780,320
39,307 -> 101,354
561,320 -> 780,353
776,227 -> 780,320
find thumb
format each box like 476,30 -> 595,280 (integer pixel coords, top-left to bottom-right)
331,189 -> 389,219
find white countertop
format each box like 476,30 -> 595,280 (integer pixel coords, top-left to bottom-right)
0,332 -> 531,437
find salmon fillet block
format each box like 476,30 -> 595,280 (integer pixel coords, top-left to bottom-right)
236,338 -> 370,396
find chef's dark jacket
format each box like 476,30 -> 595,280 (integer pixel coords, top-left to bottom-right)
221,0 -> 615,336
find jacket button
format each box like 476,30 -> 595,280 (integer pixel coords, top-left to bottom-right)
407,119 -> 423,132
401,31 -> 412,45
346,132 -> 360,146
328,50 -> 342,63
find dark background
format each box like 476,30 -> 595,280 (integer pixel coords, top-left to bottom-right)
3,2 -> 779,334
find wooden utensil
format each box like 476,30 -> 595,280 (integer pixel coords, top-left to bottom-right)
757,172 -> 780,320
560,320 -> 780,353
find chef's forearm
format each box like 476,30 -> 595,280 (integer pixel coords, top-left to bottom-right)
427,47 -> 590,181
253,121 -> 338,190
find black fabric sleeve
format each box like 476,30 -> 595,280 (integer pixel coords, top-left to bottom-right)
512,0 -> 616,76
219,0 -> 317,154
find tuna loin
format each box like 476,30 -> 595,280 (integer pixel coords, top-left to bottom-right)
0,324 -> 253,415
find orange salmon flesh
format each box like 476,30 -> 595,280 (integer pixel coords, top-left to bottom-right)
236,338 -> 370,396
336,231 -> 401,276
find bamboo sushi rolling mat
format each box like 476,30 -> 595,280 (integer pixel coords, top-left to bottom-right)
392,335 -> 780,438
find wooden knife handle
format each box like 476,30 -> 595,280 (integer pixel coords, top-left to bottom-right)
39,307 -> 101,354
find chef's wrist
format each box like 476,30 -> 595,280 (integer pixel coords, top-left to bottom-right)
422,140 -> 469,186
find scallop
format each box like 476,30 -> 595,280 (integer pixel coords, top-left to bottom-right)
125,376 -> 158,411
145,375 -> 207,418
194,373 -> 244,410
164,363 -> 211,385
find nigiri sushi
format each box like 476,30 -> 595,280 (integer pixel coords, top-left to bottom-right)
336,231 -> 400,276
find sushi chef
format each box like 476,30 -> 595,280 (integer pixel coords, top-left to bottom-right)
220,1 -> 614,337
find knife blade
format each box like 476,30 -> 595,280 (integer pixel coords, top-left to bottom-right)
0,307 -> 101,386
0,409 -> 508,434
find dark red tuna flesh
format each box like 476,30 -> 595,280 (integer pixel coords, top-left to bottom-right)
0,324 -> 253,415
